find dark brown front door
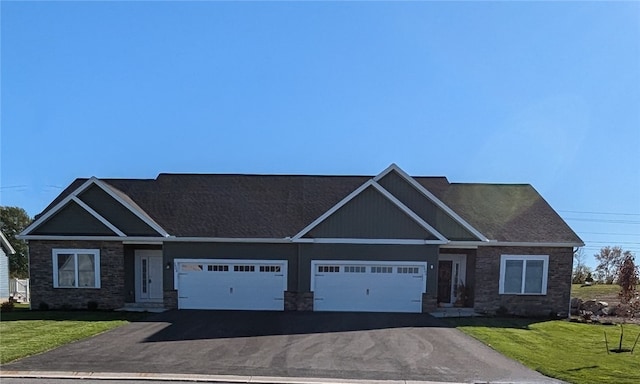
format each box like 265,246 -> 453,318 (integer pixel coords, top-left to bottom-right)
437,260 -> 452,304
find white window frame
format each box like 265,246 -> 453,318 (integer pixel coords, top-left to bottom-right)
499,255 -> 548,295
52,249 -> 101,288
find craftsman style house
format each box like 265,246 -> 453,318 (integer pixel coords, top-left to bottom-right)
19,164 -> 583,316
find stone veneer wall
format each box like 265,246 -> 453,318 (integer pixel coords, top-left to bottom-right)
164,290 -> 178,309
29,240 -> 125,310
284,291 -> 314,311
422,293 -> 437,312
474,246 -> 573,317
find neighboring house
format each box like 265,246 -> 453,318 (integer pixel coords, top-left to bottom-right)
18,164 -> 583,316
1,231 -> 16,301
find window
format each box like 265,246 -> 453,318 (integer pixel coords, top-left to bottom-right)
259,265 -> 281,272
397,267 -> 419,274
234,265 -> 255,272
371,266 -> 392,273
499,255 -> 549,295
318,265 -> 340,273
208,265 -> 229,272
344,266 -> 366,273
52,249 -> 100,288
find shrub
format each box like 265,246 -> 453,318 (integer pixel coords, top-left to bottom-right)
1,301 -> 15,312
38,301 -> 50,311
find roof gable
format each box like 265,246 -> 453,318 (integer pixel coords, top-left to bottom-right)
20,177 -> 168,238
30,200 -> 117,236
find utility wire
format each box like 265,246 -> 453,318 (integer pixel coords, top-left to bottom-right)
559,210 -> 640,216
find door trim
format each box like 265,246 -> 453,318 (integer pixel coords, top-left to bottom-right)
438,254 -> 467,306
134,250 -> 163,303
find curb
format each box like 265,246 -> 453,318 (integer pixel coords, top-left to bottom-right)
0,371 -> 464,384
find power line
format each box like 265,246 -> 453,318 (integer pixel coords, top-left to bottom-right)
580,232 -> 640,236
559,210 -> 640,216
563,217 -> 640,224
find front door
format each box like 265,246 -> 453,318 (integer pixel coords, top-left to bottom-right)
135,250 -> 163,302
437,260 -> 453,304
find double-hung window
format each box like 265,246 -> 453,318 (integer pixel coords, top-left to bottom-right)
52,249 -> 101,288
499,255 -> 548,295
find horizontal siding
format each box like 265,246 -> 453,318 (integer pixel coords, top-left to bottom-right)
378,171 -> 478,241
307,186 -> 436,239
31,201 -> 116,236
78,185 -> 159,236
0,249 -> 9,299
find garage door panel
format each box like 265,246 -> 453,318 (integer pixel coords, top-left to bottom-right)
312,261 -> 426,313
175,259 -> 287,311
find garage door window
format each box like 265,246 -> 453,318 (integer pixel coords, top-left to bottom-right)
208,265 -> 229,272
182,264 -> 203,272
371,266 -> 393,273
345,266 -> 366,273
259,265 -> 281,272
234,265 -> 255,272
398,267 -> 419,274
318,266 -> 340,273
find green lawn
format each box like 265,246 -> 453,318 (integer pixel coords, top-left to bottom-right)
0,310 -> 149,364
447,317 -> 640,384
571,283 -> 631,301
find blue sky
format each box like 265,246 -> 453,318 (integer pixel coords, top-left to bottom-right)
1,1 -> 638,268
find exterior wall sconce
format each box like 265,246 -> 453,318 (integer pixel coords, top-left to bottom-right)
165,262 -> 172,270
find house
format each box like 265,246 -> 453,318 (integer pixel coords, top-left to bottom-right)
1,231 -> 16,302
18,164 -> 583,316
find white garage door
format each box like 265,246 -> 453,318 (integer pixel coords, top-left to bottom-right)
311,260 -> 426,313
175,259 -> 287,310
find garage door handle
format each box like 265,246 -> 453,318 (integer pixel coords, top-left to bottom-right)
230,287 -> 233,294
366,289 -> 369,295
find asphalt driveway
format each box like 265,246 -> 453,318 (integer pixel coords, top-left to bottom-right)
3,310 -> 561,383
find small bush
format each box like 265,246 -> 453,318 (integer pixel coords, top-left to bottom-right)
87,301 -> 99,311
495,306 -> 509,316
38,301 -> 50,311
1,301 -> 15,312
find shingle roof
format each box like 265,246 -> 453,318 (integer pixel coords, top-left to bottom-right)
35,173 -> 582,243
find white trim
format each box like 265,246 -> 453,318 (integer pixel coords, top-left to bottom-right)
0,232 -> 16,254
19,177 -> 170,238
165,237 -> 291,243
498,254 -> 549,295
52,248 -> 101,289
295,238 -> 446,245
371,182 -> 447,241
292,178 -> 447,241
71,197 -> 126,237
292,180 -> 375,240
446,240 -> 584,248
92,178 -> 170,237
374,164 -> 490,242
20,178 -> 96,236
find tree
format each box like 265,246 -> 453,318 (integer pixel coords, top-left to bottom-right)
0,206 -> 31,278
594,246 -> 630,284
572,248 -> 592,284
617,253 -> 638,304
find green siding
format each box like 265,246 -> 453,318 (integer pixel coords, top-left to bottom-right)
162,242 -> 298,292
78,185 -> 159,236
298,243 -> 439,294
31,201 -> 116,236
306,186 -> 436,239
378,171 -> 479,241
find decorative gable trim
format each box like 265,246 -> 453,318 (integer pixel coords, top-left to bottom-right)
292,178 -> 447,242
0,231 -> 16,254
374,164 -> 490,242
19,177 -> 169,238
92,178 -> 170,237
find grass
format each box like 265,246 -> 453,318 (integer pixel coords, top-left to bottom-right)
0,309 -> 149,364
571,283 -> 627,301
446,317 -> 640,384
